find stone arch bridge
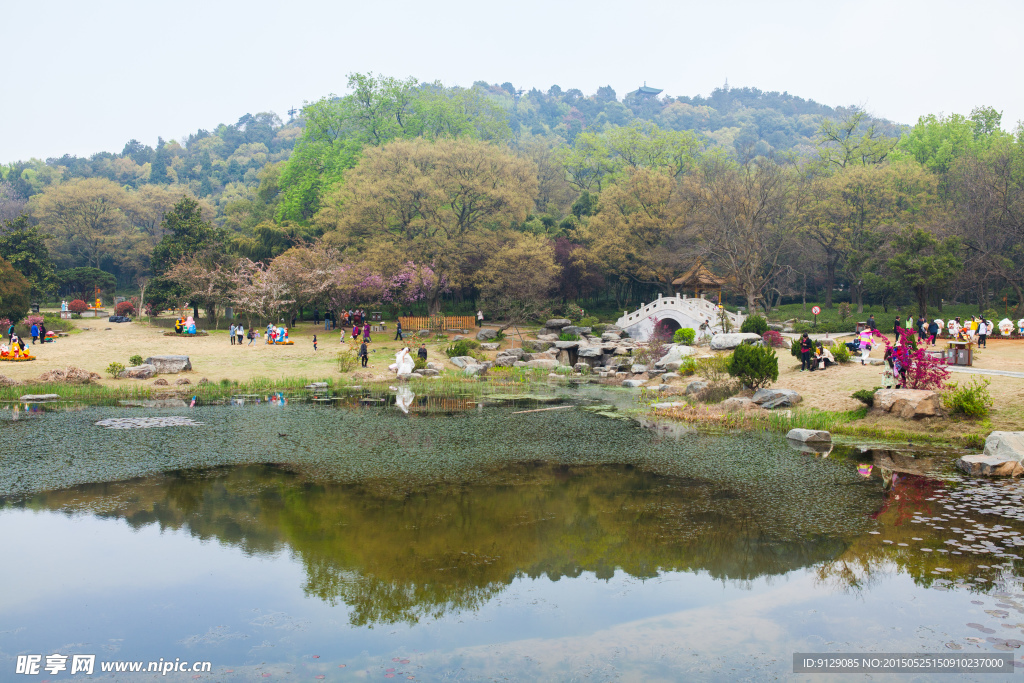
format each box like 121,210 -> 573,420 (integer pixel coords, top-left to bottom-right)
615,294 -> 746,341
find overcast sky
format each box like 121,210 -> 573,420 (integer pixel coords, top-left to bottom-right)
2,0 -> 1021,163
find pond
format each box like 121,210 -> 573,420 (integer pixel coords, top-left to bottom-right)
2,392 -> 1023,680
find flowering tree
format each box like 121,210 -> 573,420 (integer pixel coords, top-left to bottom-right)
163,256 -> 237,329
230,259 -> 293,325
269,241 -> 342,320
871,328 -> 949,390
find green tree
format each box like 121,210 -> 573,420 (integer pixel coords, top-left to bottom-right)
151,197 -> 218,275
56,267 -> 117,301
886,228 -> 962,317
0,215 -> 57,296
0,256 -> 31,324
816,109 -> 898,170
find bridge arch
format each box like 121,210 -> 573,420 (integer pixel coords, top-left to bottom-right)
615,294 -> 745,341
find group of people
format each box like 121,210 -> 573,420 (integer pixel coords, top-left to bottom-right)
798,333 -> 836,372
228,323 -> 246,345
387,345 -> 429,374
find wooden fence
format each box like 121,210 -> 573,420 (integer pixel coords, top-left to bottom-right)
398,315 -> 477,330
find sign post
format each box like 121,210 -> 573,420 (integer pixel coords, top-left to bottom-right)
811,305 -> 821,328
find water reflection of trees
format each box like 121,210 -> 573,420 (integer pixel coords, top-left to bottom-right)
9,463 -> 855,626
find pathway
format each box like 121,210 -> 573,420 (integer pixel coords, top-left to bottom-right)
947,365 -> 1024,379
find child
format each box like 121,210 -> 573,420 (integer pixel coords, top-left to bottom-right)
313,334 -> 318,352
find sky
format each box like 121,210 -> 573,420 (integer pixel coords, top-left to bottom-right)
2,0 -> 1022,163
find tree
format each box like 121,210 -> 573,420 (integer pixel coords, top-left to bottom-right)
0,257 -> 31,325
886,228 -> 962,317
816,109 -> 898,170
798,161 -> 936,309
230,259 -> 293,325
0,181 -> 26,222
163,255 -> 237,328
269,241 -> 344,320
30,178 -> 132,270
56,267 -> 117,301
151,197 -> 219,275
684,155 -> 793,313
577,168 -> 692,296
317,138 -> 537,313
475,233 -> 560,330
0,215 -> 57,296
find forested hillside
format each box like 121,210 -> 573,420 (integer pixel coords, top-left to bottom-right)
1,73 -> 1021,325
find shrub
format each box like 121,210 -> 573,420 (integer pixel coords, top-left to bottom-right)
446,340 -> 481,357
115,301 -> 136,317
413,356 -> 427,371
128,355 -> 144,367
830,342 -> 851,364
578,316 -> 599,328
695,355 -> 730,383
694,381 -> 741,404
838,302 -> 851,322
68,299 -> 88,314
337,351 -> 357,372
740,315 -> 768,335
761,330 -> 787,348
558,332 -> 581,341
943,378 -> 994,418
679,357 -> 697,376
0,317 -> 9,330
852,388 -> 880,406
592,324 -> 607,335
106,361 -> 125,379
727,344 -> 778,390
564,303 -> 585,321
790,337 -> 802,359
673,327 -> 696,345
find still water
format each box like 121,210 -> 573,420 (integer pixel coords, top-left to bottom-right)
1,393 -> 1023,681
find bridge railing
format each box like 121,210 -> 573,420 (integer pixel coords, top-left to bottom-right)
615,293 -> 745,328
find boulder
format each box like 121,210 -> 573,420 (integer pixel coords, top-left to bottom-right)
660,361 -> 683,372
476,328 -> 498,341
601,331 -> 622,341
426,361 -> 441,369
873,389 -> 943,419
710,333 -> 763,350
513,360 -> 529,368
305,382 -> 329,390
983,432 -> 1024,461
449,356 -> 476,368
526,358 -> 559,370
545,318 -> 572,329
786,428 -> 832,443
479,342 -> 501,351
721,397 -> 761,412
452,335 -> 464,341
630,364 -> 648,374
651,401 -> 686,410
19,394 -> 61,402
536,333 -> 559,342
685,380 -> 709,396
422,368 -> 440,376
578,347 -> 603,358
493,356 -> 516,368
416,329 -> 431,337
153,378 -> 169,386
622,379 -> 646,388
655,344 -> 696,367
143,355 -> 192,373
554,340 -> 580,350
613,347 -> 632,356
751,388 -> 802,409
957,453 -> 1024,477
500,347 -> 525,359
175,378 -> 191,386
661,373 -> 680,382
523,340 -> 554,352
462,364 -> 487,377
561,326 -> 591,336
119,364 -> 157,379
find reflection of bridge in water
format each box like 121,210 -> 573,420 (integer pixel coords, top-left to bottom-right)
616,294 -> 746,341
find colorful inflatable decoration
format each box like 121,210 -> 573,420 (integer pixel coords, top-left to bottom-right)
0,342 -> 35,361
44,331 -> 57,343
273,326 -> 294,345
185,316 -> 197,334
999,318 -> 1014,336
1018,319 -> 1024,336
947,319 -> 961,338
